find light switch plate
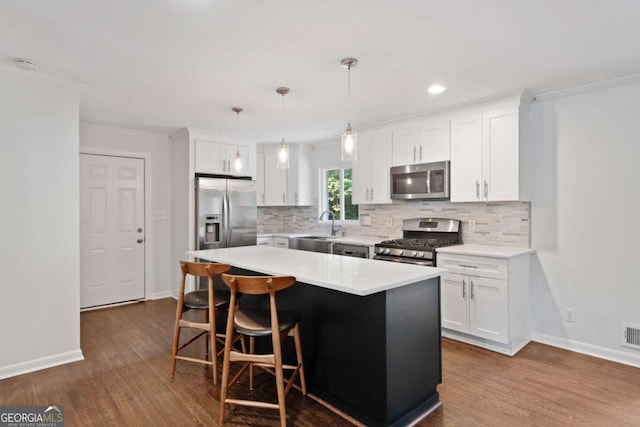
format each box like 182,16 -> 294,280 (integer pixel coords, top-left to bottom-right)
360,214 -> 372,226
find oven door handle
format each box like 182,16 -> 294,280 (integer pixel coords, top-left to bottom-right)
373,254 -> 433,266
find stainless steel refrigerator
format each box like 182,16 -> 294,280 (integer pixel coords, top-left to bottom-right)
195,174 -> 257,253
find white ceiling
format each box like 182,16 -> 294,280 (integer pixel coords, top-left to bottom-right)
2,0 -> 640,143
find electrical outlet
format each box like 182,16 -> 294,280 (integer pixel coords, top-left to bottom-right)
386,217 -> 393,226
565,308 -> 575,322
469,220 -> 476,231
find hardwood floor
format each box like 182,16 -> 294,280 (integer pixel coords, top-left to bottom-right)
1,298 -> 640,426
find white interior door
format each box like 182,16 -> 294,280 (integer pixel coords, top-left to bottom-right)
80,154 -> 145,308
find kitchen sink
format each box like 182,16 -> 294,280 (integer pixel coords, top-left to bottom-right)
289,236 -> 332,253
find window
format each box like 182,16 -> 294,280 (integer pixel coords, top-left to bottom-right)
322,168 -> 358,221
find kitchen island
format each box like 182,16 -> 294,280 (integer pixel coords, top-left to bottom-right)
189,246 -> 447,427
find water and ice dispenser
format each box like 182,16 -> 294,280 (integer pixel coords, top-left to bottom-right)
204,214 -> 221,244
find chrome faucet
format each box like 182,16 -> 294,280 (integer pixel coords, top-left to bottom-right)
319,210 -> 337,236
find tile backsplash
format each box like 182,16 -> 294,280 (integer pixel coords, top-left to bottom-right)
258,200 -> 530,247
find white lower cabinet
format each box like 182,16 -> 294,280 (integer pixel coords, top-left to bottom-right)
256,236 -> 289,248
273,237 -> 289,248
257,236 -> 273,246
437,252 -> 531,355
441,273 -> 508,343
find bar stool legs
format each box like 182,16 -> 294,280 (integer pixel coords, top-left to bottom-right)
219,274 -> 306,427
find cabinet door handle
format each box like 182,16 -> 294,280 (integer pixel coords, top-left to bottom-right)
222,159 -> 227,172
366,188 -> 370,201
476,180 -> 480,199
419,145 -> 423,162
295,192 -> 298,203
282,193 -> 286,204
413,146 -> 417,163
370,187 -> 374,200
227,160 -> 231,172
484,180 -> 488,199
462,279 -> 466,299
261,194 -> 265,204
458,264 -> 478,269
470,280 -> 475,300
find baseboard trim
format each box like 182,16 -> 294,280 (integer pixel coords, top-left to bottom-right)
0,349 -> 84,380
151,291 -> 173,300
532,332 -> 640,369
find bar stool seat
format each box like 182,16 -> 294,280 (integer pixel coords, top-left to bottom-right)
234,309 -> 303,337
184,289 -> 232,310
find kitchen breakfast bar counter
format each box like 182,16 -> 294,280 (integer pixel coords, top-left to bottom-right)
188,246 -> 447,427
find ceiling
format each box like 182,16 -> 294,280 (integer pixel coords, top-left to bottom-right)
2,0 -> 640,143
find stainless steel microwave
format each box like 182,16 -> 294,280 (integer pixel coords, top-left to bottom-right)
390,161 -> 450,200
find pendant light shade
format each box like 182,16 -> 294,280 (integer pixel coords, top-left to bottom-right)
341,58 -> 358,162
276,86 -> 290,169
232,107 -> 243,173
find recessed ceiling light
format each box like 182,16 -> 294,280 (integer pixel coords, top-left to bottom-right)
13,58 -> 38,71
427,84 -> 446,95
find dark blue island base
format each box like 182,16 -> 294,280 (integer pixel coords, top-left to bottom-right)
238,273 -> 442,427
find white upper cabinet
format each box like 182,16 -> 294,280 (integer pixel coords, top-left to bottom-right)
256,151 -> 265,206
450,112 -> 483,201
287,144 -> 313,206
195,138 -> 252,177
262,147 -> 287,206
392,118 -> 450,166
258,143 -> 313,206
391,126 -> 419,166
450,96 -> 531,202
418,118 -> 450,163
353,130 -> 393,204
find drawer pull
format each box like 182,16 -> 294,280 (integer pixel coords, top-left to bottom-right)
458,264 -> 478,269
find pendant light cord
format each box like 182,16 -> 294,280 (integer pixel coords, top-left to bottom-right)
281,91 -> 285,143
347,63 -> 351,124
236,109 -> 240,148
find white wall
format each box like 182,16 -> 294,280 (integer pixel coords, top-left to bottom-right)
531,79 -> 640,367
80,123 -> 173,299
0,71 -> 83,378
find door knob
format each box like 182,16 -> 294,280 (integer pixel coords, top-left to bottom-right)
137,238 -> 144,243
137,228 -> 143,233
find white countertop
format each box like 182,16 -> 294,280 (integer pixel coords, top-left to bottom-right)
436,244 -> 535,259
188,246 -> 446,296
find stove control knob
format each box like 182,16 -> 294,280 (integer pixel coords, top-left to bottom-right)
384,248 -> 390,254
412,251 -> 418,257
418,252 -> 424,258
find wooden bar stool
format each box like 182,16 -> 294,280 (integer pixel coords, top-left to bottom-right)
169,261 -> 233,385
219,274 -> 306,427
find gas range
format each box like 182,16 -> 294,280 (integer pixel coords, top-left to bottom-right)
374,218 -> 461,266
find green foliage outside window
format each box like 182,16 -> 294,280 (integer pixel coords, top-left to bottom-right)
325,168 -> 358,221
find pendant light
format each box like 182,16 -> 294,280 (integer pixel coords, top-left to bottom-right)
232,107 -> 243,172
276,86 -> 290,169
341,57 -> 358,162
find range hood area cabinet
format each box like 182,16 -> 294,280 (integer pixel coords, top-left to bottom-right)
194,137 -> 252,177
352,129 -> 393,204
449,95 -> 533,202
256,143 -> 313,206
391,117 -> 451,166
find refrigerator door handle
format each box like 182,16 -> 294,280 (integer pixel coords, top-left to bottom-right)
222,190 -> 229,247
224,191 -> 231,248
